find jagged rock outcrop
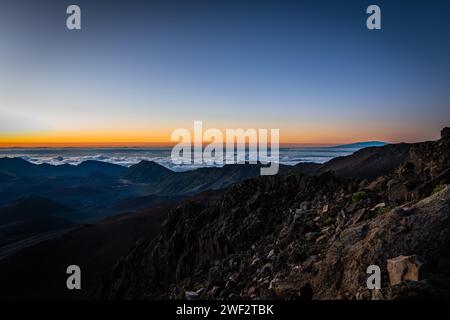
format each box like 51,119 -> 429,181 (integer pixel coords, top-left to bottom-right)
99,130 -> 450,300
441,127 -> 450,140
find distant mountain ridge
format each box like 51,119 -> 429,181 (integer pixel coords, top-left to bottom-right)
0,157 -> 295,197
0,158 -> 294,256
0,158 -> 127,177
121,160 -> 174,184
332,141 -> 387,149
296,142 -> 410,179
0,139 -> 388,178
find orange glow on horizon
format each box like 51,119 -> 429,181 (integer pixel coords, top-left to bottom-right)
0,124 -> 413,148
0,130 -> 174,147
0,132 -> 348,148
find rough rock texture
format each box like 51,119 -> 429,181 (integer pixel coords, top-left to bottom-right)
387,255 -> 423,286
99,131 -> 450,300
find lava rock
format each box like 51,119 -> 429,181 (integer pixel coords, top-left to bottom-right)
387,255 -> 424,286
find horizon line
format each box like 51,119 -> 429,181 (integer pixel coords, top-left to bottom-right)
0,141 -> 389,149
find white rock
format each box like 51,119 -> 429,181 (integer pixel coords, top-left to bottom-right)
185,291 -> 200,300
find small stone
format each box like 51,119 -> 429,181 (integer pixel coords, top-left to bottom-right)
305,232 -> 319,241
268,278 -> 279,290
322,204 -> 329,213
261,263 -> 273,274
320,226 -> 331,234
359,179 -> 369,188
185,291 -> 200,300
251,257 -> 261,266
315,234 -> 328,243
228,293 -> 240,300
270,280 -> 313,299
196,288 -> 205,295
373,202 -> 386,210
208,266 -> 223,287
248,287 -> 256,295
393,207 -> 410,216
279,226 -> 290,238
299,201 -> 309,210
211,286 -> 222,298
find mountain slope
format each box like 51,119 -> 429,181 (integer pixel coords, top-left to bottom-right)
0,197 -> 74,247
295,142 -> 411,179
121,161 -> 174,183
0,170 -> 15,183
0,190 -> 223,299
316,143 -> 411,179
76,160 -> 127,176
100,128 -> 450,300
144,163 -> 293,196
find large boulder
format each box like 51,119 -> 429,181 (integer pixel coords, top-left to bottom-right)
387,255 -> 423,286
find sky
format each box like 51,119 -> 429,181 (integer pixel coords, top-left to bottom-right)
0,0 -> 450,146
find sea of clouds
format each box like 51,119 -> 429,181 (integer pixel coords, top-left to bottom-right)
0,147 -> 359,172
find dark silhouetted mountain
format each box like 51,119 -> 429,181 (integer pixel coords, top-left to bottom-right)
0,158 -> 45,176
0,158 -> 291,226
332,141 -> 387,149
75,160 -> 127,176
0,158 -> 127,177
121,161 -> 293,196
121,160 -> 174,183
295,143 -> 411,179
144,163 -> 293,196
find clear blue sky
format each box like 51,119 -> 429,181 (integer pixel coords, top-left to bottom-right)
1,0 -> 449,145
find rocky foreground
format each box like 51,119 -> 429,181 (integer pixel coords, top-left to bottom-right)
100,128 -> 450,300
